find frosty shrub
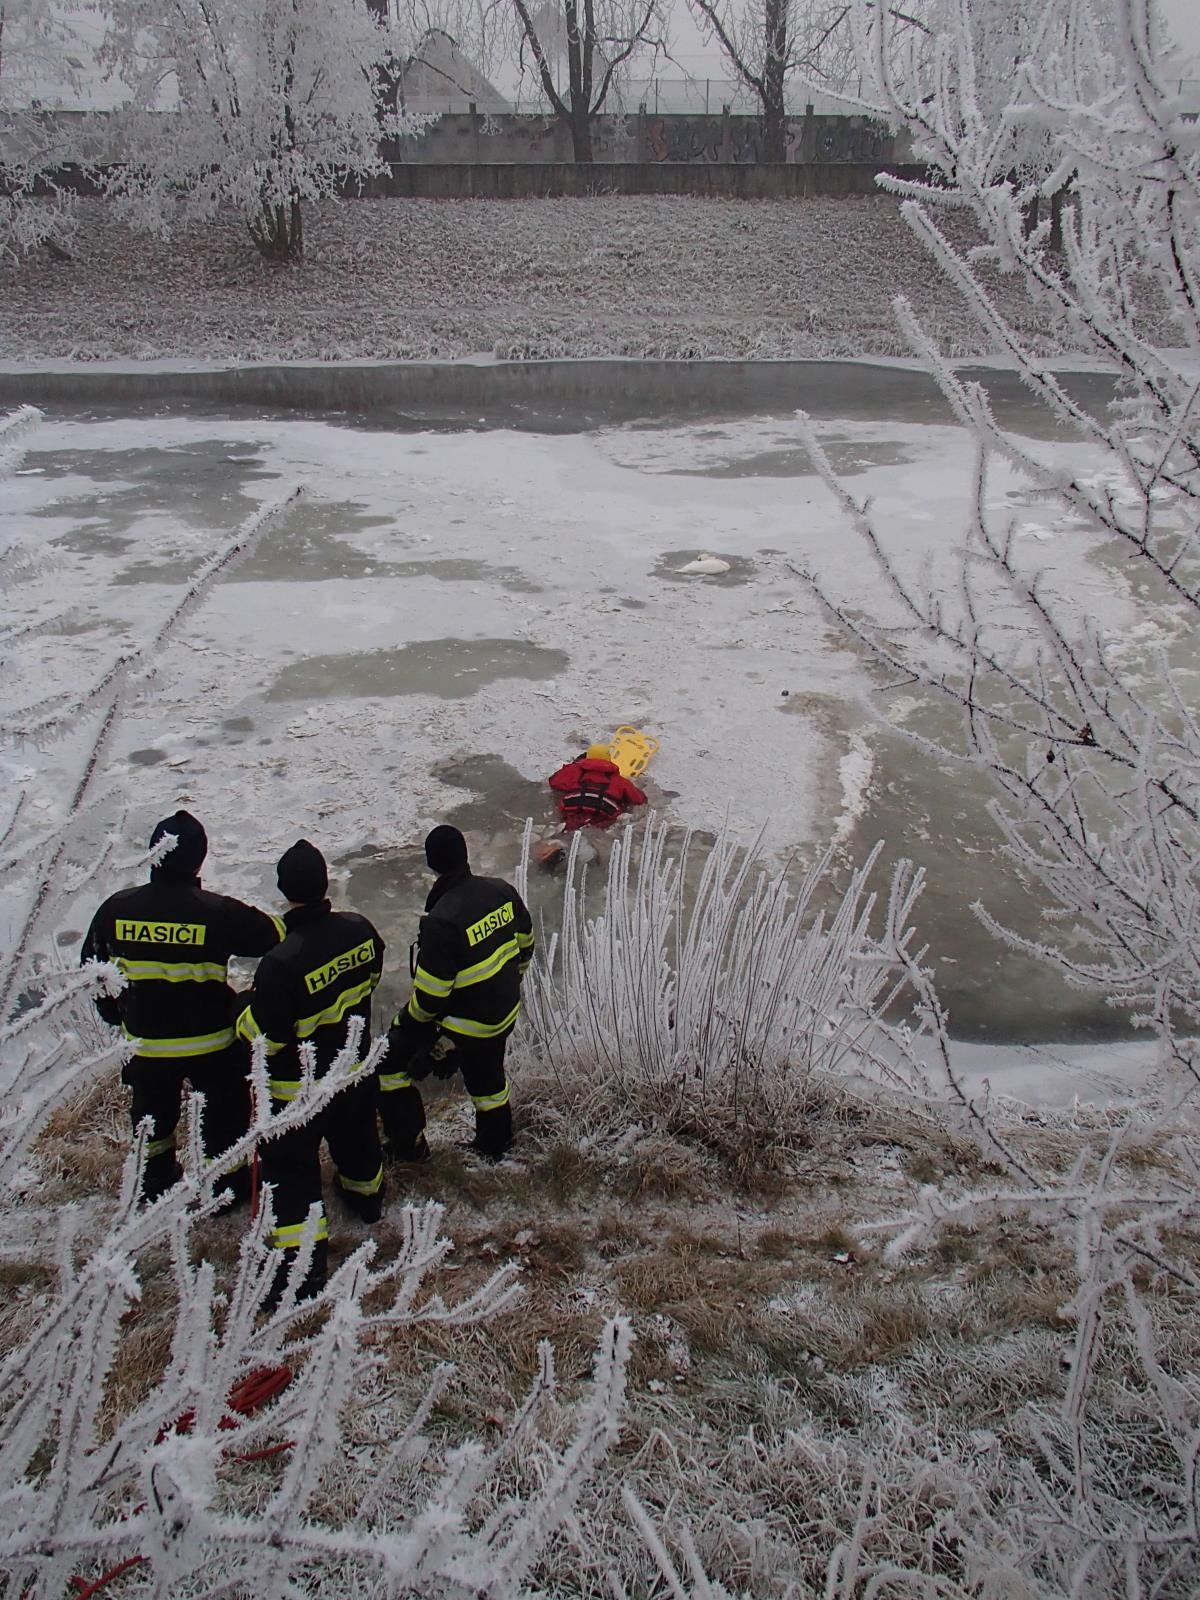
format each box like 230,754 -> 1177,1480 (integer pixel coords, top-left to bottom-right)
516,817 -> 932,1166
0,0 -> 90,259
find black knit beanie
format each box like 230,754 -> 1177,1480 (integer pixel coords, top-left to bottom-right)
149,810 -> 208,881
425,824 -> 468,875
277,839 -> 328,903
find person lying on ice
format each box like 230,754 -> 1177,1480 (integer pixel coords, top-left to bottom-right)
548,742 -> 647,830
380,826 -> 534,1164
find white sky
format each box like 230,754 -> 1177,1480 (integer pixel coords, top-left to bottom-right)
1156,0 -> 1200,70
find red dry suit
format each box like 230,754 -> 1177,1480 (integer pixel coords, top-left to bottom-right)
548,755 -> 647,830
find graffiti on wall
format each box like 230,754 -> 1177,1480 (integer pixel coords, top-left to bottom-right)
645,116 -> 724,163
816,118 -> 891,162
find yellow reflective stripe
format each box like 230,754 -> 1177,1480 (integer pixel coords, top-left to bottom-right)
124,1026 -> 234,1058
147,1134 -> 176,1157
406,994 -> 440,1024
338,1164 -> 383,1197
119,959 -> 229,984
471,1085 -> 511,1112
442,1002 -> 521,1040
378,1070 -> 414,1091
271,915 -> 287,939
269,1078 -> 302,1102
236,1006 -> 286,1056
413,964 -> 453,999
295,976 -> 376,1040
270,1216 -> 329,1250
515,931 -> 534,949
455,938 -> 520,988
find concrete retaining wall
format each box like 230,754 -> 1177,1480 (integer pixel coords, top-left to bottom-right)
357,162 -> 928,199
386,109 -> 910,166
0,359 -> 1117,437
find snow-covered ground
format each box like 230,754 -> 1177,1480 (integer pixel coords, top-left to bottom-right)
0,196 -> 1072,363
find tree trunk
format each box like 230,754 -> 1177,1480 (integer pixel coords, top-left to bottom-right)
760,86 -> 787,163
569,104 -> 594,162
760,0 -> 788,163
250,192 -> 304,261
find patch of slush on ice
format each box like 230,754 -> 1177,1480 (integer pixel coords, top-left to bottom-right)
834,732 -> 874,848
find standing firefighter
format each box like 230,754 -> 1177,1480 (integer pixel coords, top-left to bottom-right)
548,742 -> 647,830
81,810 -> 282,1204
236,840 -> 386,1301
381,826 -> 534,1162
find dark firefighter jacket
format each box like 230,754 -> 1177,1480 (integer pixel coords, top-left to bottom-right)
81,881 -> 282,1060
236,901 -> 385,1101
548,755 -> 647,830
396,868 -> 534,1044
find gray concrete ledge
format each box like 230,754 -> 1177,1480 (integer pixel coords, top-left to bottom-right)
0,358 -> 1119,437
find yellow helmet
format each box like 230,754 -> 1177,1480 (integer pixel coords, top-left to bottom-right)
586,742 -> 612,761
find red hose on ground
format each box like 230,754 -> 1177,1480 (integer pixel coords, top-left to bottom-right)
69,1556 -> 148,1598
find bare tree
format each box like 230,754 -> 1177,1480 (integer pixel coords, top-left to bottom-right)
504,0 -> 669,160
685,0 -> 855,161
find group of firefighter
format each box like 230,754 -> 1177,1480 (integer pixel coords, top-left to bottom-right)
80,743 -> 646,1301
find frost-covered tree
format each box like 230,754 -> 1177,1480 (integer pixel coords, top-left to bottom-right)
101,0 -> 419,260
502,0 -> 669,160
0,0 -> 93,256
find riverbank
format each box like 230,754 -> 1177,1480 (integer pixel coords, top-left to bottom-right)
0,194 -> 1060,364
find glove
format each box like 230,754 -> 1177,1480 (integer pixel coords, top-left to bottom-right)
406,1033 -> 458,1084
387,1017 -> 437,1080
428,1035 -> 458,1080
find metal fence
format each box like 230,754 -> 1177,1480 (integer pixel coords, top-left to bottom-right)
506,77 -> 849,116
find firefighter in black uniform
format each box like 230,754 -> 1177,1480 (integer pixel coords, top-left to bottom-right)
80,810 -> 282,1204
236,839 -> 386,1299
381,826 -> 534,1162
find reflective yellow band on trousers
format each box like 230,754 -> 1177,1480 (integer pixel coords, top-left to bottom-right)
442,1002 -> 521,1040
119,958 -> 229,985
338,1164 -> 383,1197
270,1216 -> 329,1250
124,1026 -> 234,1058
295,976 -> 376,1040
378,1070 -> 413,1092
471,1085 -> 511,1112
271,914 -> 287,939
146,1134 -> 177,1157
268,1078 -> 302,1102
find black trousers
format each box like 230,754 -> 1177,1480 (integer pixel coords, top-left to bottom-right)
378,1035 -> 513,1157
123,1042 -> 251,1202
261,1075 -> 384,1294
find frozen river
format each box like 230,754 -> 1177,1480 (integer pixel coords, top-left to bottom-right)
1,360 -> 1150,1045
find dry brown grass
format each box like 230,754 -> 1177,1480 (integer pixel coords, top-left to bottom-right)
37,1066 -> 127,1199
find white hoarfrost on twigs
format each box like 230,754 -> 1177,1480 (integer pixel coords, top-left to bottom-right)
516,817 -> 932,1160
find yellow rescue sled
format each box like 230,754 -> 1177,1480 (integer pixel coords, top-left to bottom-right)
608,725 -> 659,780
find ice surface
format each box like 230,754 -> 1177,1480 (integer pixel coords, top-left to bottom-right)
2,376 -> 1170,1071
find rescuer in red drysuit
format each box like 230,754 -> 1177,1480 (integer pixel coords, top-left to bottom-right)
548,743 -> 647,830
